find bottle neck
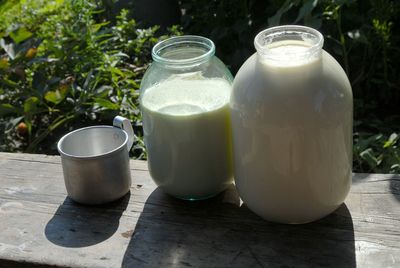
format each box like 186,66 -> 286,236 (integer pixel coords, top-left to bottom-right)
152,35 -> 215,69
254,25 -> 324,67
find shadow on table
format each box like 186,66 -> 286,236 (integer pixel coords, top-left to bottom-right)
45,192 -> 130,247
121,185 -> 355,267
391,175 -> 400,202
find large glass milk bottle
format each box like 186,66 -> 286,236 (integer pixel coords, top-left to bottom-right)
140,36 -> 234,200
231,26 -> 353,223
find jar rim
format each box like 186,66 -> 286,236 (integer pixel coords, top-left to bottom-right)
152,35 -> 215,66
254,25 -> 324,62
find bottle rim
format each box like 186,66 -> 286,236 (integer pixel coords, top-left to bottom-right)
254,25 -> 324,62
152,35 -> 215,66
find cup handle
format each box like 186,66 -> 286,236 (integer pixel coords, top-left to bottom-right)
113,116 -> 134,151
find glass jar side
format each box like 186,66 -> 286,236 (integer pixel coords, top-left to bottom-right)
140,35 -> 233,92
139,35 -> 234,200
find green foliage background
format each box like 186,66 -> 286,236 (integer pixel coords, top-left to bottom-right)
0,0 -> 399,173
0,0 -> 180,158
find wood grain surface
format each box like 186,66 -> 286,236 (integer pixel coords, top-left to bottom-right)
0,152 -> 399,267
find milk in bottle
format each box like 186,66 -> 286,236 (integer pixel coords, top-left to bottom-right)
231,25 -> 353,223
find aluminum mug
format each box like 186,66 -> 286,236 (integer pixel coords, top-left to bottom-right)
57,116 -> 134,205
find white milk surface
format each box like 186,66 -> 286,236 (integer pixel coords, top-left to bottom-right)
141,76 -> 233,199
231,40 -> 353,223
262,40 -> 317,67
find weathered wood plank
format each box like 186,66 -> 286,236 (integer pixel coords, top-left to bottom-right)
0,152 -> 399,268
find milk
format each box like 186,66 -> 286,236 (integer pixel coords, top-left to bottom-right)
231,40 -> 353,223
141,76 -> 233,199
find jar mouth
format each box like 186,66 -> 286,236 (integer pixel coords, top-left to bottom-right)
152,35 -> 215,66
254,25 -> 324,65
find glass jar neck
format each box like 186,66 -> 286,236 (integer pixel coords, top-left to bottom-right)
152,35 -> 215,69
254,25 -> 323,67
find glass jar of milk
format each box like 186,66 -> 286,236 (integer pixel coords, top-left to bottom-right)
140,35 -> 234,200
231,25 -> 353,223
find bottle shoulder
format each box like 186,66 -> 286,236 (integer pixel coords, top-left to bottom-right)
232,51 -> 352,98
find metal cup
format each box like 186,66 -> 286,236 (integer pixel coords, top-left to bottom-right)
57,116 -> 134,205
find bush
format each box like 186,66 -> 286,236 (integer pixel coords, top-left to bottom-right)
0,0 -> 180,158
1,0 -> 399,173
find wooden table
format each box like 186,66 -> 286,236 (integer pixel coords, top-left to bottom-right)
0,152 -> 399,268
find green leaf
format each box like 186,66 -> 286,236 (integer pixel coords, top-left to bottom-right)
44,86 -> 69,105
0,103 -> 16,116
111,67 -> 125,77
83,70 -> 94,90
24,97 -> 39,113
44,91 -> 60,104
305,17 -> 322,29
113,52 -> 130,58
268,0 -> 299,26
360,148 -> 379,169
9,116 -> 24,127
126,79 -> 139,88
9,27 -> 33,44
94,98 -> 119,110
390,164 -> 400,173
2,78 -> 18,88
0,38 -> 15,59
94,85 -> 113,97
90,22 -> 110,33
383,133 -> 398,148
294,0 -> 318,23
